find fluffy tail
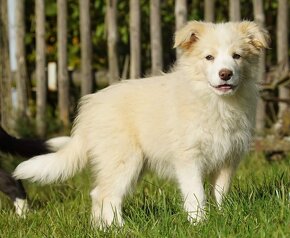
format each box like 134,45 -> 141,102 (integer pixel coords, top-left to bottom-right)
13,135 -> 88,184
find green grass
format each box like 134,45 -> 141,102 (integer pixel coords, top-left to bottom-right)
0,153 -> 289,238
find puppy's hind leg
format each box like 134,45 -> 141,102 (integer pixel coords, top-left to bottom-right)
90,148 -> 143,229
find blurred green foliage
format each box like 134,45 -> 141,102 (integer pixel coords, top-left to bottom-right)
14,103 -> 68,138
22,0 -> 287,77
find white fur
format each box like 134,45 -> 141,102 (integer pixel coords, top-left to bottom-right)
14,21 -> 269,228
14,198 -> 28,217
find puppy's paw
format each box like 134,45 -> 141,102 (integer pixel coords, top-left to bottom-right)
187,209 -> 206,225
90,214 -> 124,230
14,198 -> 29,218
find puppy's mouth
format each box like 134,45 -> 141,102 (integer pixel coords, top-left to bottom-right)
210,83 -> 237,94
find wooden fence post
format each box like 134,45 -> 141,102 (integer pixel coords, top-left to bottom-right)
0,0 -> 12,131
253,0 -> 266,134
150,0 -> 163,75
204,0 -> 215,22
79,0 -> 93,96
229,0 -> 241,21
106,0 -> 119,84
15,0 -> 29,118
36,0 -> 47,136
129,0 -> 141,79
57,0 -> 70,127
277,0 -> 289,120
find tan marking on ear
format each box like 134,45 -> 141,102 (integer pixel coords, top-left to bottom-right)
181,33 -> 198,50
173,21 -> 207,50
238,21 -> 270,50
249,39 -> 265,49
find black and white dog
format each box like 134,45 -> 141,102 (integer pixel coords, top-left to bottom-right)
0,126 -> 69,216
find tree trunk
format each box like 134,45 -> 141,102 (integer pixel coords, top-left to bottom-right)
253,0 -> 266,134
35,0 -> 47,137
0,0 -> 12,131
175,0 -> 187,59
204,0 -> 215,22
79,0 -> 93,96
150,0 -> 163,75
57,0 -> 69,127
15,0 -> 29,119
229,0 -> 240,21
106,0 -> 119,84
277,0 -> 289,119
129,0 -> 141,79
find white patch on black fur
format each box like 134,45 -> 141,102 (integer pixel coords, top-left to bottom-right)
14,198 -> 28,217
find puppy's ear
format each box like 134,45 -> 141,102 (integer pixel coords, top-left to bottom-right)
238,21 -> 270,50
173,21 -> 206,50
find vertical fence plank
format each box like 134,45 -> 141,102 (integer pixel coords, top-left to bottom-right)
79,0 -> 93,96
57,0 -> 69,127
204,0 -> 215,22
0,0 -> 12,130
150,0 -> 163,75
277,0 -> 289,119
129,0 -> 141,79
15,0 -> 29,118
229,0 -> 241,21
253,0 -> 266,133
36,0 -> 47,136
106,0 -> 119,84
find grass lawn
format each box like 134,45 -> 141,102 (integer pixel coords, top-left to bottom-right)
0,153 -> 289,238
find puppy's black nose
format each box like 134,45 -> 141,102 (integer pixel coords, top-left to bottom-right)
219,69 -> 233,81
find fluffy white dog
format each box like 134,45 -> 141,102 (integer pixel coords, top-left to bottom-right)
14,21 -> 269,228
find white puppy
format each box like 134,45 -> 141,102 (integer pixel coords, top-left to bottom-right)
14,21 -> 269,228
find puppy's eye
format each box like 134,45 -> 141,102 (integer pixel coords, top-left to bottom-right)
233,53 -> 241,59
205,55 -> 214,61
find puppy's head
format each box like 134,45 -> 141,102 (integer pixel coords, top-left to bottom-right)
174,21 -> 270,96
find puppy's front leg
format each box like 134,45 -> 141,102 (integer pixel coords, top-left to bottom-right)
211,163 -> 237,208
174,162 -> 206,223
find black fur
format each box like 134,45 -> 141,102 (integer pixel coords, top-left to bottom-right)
0,169 -> 26,200
0,127 -> 50,157
0,126 -> 51,208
